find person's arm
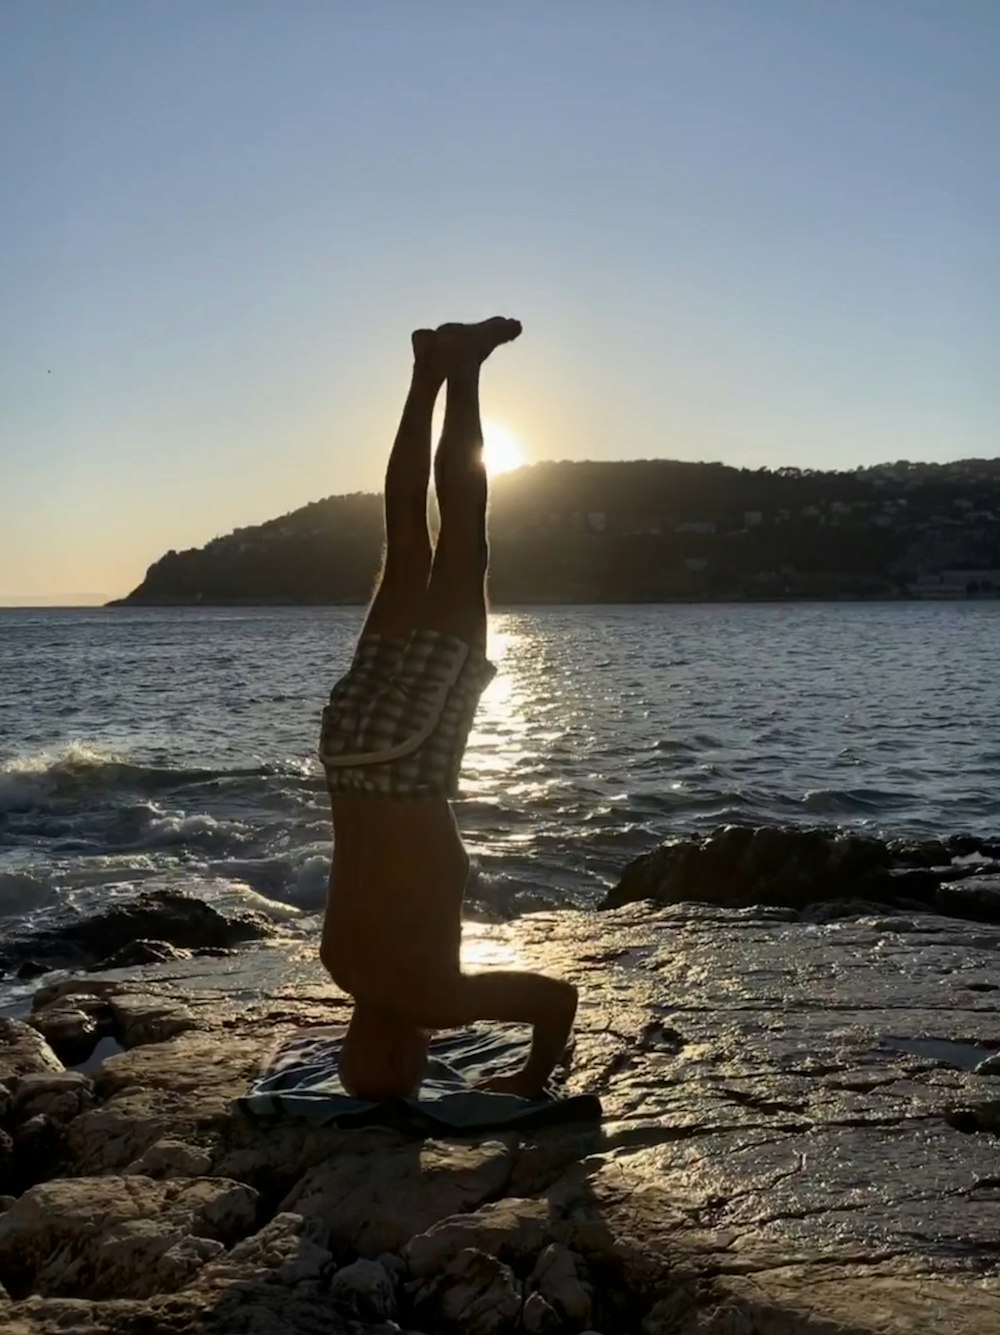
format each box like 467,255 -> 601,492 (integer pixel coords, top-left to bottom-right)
410,970 -> 578,1098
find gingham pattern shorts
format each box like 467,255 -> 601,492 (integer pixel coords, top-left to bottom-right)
319,629 -> 496,799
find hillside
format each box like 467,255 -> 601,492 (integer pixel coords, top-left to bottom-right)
113,458 -> 1000,605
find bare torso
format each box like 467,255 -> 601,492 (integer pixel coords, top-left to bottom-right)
323,794 -> 469,1004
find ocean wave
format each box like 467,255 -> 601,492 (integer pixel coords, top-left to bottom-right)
0,743 -> 259,813
0,868 -> 58,920
803,787 -> 915,815
142,810 -> 255,851
207,848 -> 330,909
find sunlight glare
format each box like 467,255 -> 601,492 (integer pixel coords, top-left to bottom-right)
431,410 -> 525,475
482,419 -> 524,475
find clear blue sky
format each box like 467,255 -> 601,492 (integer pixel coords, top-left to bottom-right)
2,1 -> 997,602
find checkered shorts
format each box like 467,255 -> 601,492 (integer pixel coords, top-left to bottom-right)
318,630 -> 496,799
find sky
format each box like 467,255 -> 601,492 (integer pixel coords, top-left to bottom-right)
1,1 -> 997,603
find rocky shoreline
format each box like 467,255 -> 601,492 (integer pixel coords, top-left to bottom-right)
2,828 -> 1000,1333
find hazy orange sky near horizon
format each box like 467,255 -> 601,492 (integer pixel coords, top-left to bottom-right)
2,1 -> 998,603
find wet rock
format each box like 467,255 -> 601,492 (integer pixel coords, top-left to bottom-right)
886,836 -> 951,867
412,1247 -> 521,1335
0,1174 -> 258,1300
282,1139 -> 514,1257
936,874 -> 1000,924
604,825 -> 894,912
0,1019 -> 64,1084
28,995 -> 114,1066
0,888 -> 275,973
2,900 -> 999,1333
799,897 -> 903,924
946,833 -> 1000,860
714,1270 -> 1000,1335
329,1257 -> 398,1321
604,825 -> 1000,923
109,992 -> 199,1047
947,1099 -> 1000,1135
97,938 -> 193,970
31,977 -> 124,1010
15,959 -> 48,981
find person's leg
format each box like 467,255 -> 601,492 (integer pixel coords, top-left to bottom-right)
422,318 -> 521,653
358,330 -> 444,643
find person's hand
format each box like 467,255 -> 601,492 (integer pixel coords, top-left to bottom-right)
474,1069 -> 544,1099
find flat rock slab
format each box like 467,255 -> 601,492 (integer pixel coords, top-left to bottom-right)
1,902 -> 998,1333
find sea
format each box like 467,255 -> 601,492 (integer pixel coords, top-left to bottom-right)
2,603 -> 998,955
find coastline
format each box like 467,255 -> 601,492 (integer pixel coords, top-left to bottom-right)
2,902 -> 999,1333
2,830 -> 1000,1332
105,592 -> 1000,608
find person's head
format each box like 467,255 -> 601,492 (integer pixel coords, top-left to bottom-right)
338,1002 -> 430,1100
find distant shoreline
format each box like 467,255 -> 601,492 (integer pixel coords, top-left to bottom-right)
103,592 -> 1000,609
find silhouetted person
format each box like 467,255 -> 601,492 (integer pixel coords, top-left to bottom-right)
319,318 -> 577,1100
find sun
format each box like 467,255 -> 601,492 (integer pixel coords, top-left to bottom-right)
431,410 -> 525,475
482,418 -> 524,475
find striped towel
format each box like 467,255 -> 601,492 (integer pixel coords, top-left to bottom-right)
236,1024 -> 601,1132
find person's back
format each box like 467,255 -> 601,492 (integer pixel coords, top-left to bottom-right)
323,793 -> 467,1002
317,320 -> 577,1102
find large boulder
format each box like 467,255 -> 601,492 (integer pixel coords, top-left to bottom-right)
604,826 -> 1000,921
0,889 -> 275,973
603,825 -> 893,911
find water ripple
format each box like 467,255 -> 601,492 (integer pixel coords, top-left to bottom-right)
1,603 -> 998,934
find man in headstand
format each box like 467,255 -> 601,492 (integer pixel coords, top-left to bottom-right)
319,318 -> 578,1102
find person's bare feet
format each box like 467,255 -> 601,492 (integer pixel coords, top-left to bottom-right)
411,328 -> 437,366
412,318 -> 522,375
435,317 -> 522,366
